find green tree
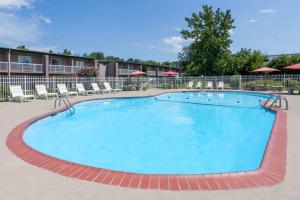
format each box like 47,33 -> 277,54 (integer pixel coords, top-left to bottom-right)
16,45 -> 28,50
180,5 -> 235,75
268,55 -> 300,70
105,55 -> 124,62
143,60 -> 161,66
62,49 -> 72,55
220,49 -> 267,75
178,46 -> 191,73
161,61 -> 173,68
89,51 -> 105,60
127,58 -> 134,62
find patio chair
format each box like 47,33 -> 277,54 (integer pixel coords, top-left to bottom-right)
91,83 -> 104,94
187,81 -> 193,89
57,84 -> 78,97
217,81 -> 224,90
76,83 -> 95,95
196,81 -> 202,89
103,82 -> 122,93
206,81 -> 213,90
35,84 -> 58,99
9,85 -> 35,102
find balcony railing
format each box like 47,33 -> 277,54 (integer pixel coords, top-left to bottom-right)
117,69 -> 136,75
158,71 -> 165,76
10,62 -> 44,73
49,65 -> 82,74
0,62 -> 8,72
147,71 -> 157,76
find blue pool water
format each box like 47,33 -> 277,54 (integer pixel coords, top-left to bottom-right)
23,92 -> 276,174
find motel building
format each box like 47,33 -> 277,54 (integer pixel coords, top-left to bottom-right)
0,47 -> 181,78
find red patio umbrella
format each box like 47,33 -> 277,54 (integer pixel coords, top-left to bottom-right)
164,71 -> 178,77
284,63 -> 300,70
129,70 -> 146,76
252,67 -> 280,73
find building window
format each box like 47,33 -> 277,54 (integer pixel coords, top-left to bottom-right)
50,59 -> 61,65
18,56 -> 32,63
75,61 -> 84,67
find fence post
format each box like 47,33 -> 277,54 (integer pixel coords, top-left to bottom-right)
24,76 -> 27,95
283,74 -> 286,90
239,75 -> 242,90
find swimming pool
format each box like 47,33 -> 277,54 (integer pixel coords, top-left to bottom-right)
23,92 -> 276,175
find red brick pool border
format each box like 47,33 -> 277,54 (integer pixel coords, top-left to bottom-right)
6,94 -> 287,191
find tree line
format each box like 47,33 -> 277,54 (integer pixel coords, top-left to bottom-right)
16,46 -> 178,68
178,5 -> 300,75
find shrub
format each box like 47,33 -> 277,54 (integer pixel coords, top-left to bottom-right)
0,85 -> 10,101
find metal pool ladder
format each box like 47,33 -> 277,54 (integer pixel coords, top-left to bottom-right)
54,96 -> 75,113
263,95 -> 288,110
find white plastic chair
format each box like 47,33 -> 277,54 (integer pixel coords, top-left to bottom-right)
196,81 -> 202,89
91,83 -> 104,94
57,84 -> 78,97
187,81 -> 193,89
103,82 -> 122,93
35,84 -> 58,99
217,81 -> 224,90
9,85 -> 35,102
76,83 -> 94,95
206,81 -> 213,90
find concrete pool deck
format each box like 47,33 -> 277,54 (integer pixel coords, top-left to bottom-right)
0,89 -> 299,200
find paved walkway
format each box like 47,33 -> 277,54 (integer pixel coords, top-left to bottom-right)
0,89 -> 299,200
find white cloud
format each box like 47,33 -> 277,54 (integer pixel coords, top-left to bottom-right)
38,15 -> 51,24
229,29 -> 234,35
260,9 -> 276,14
0,0 -> 34,9
163,36 -> 188,54
0,12 -> 41,46
248,19 -> 257,23
132,36 -> 192,54
0,0 -> 54,49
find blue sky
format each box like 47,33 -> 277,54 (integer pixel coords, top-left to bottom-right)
0,0 -> 299,61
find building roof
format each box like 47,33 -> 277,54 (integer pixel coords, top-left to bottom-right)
0,47 -> 94,60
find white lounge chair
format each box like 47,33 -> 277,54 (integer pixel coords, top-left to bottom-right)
76,83 -> 94,95
35,84 -> 58,99
9,85 -> 35,102
187,81 -> 193,89
103,82 -> 122,93
217,81 -> 224,90
206,81 -> 213,90
57,84 -> 78,97
91,83 -> 104,94
196,81 -> 202,89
